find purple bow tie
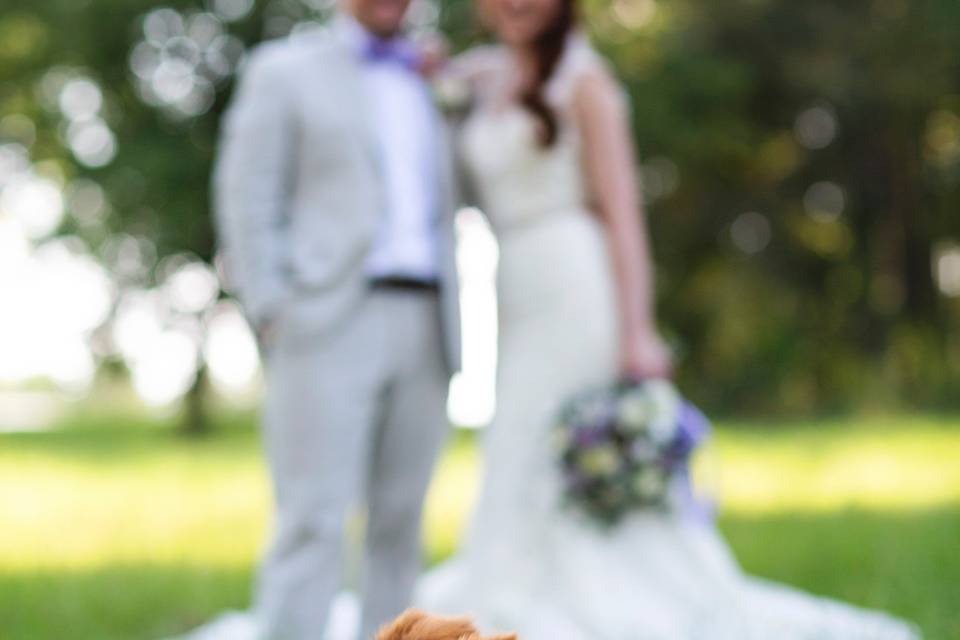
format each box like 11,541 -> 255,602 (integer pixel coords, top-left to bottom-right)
362,36 -> 420,71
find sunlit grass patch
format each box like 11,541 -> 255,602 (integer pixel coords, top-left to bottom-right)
0,427 -> 269,571
0,414 -> 958,639
703,414 -> 960,513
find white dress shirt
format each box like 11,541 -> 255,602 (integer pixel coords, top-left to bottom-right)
334,15 -> 441,282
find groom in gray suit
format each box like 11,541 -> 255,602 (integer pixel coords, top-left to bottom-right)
213,0 -> 460,637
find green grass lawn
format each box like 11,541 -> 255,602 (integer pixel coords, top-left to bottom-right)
1,413 -> 958,639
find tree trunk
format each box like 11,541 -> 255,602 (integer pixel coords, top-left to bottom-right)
180,364 -> 211,437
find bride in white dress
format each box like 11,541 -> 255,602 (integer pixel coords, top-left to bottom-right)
418,0 -> 921,638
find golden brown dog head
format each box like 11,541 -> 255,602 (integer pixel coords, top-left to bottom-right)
376,609 -> 518,640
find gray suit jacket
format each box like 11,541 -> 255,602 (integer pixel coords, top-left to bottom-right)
213,31 -> 462,373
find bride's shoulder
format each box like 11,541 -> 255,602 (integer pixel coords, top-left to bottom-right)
548,35 -> 619,102
563,35 -> 618,82
551,36 -> 628,112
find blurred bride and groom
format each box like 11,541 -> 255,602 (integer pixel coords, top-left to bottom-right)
205,0 -> 919,638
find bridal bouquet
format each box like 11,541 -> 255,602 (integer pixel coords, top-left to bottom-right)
553,379 -> 710,526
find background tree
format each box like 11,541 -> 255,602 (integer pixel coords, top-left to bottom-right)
0,0 -> 957,424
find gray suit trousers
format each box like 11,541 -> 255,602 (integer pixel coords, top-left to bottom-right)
255,289 -> 449,640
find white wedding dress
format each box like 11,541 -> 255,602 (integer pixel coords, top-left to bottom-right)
417,37 -> 921,640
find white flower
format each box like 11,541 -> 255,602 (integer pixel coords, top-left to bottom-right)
645,380 -> 681,445
579,444 -> 621,477
633,468 -> 666,499
432,74 -> 472,114
618,393 -> 651,434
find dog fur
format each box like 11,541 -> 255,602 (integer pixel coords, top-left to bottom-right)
376,609 -> 518,640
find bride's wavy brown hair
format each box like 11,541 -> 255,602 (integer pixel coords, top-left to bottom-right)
521,0 -> 576,148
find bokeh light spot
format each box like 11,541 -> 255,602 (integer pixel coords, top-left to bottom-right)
730,212 -> 772,255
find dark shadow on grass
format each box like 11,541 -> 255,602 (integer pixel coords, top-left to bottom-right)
719,505 -> 960,640
0,563 -> 254,640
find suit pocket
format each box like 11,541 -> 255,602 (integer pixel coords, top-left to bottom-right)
288,222 -> 374,291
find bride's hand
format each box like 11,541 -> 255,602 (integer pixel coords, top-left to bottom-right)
416,32 -> 449,78
621,329 -> 673,381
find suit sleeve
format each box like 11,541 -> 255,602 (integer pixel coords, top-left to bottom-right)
212,46 -> 297,328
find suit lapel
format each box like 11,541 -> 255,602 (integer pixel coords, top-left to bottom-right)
323,37 -> 382,176
316,29 -> 456,220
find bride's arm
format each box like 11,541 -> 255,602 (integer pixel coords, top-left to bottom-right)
574,67 -> 672,380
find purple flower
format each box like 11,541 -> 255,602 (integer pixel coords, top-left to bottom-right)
672,402 -> 711,456
574,426 -> 610,448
